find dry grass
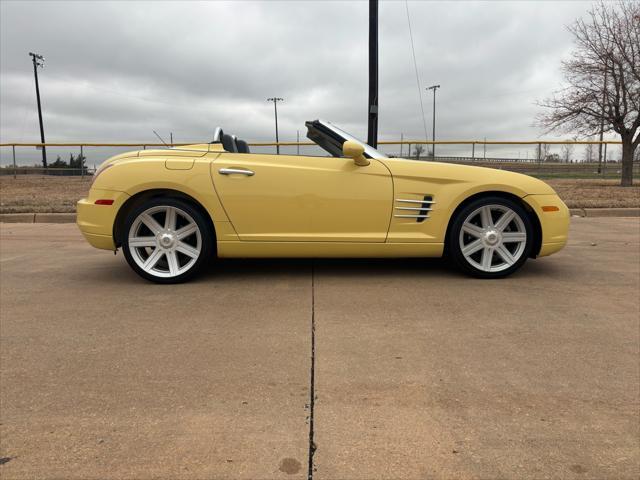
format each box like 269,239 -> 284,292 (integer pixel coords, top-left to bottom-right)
0,175 -> 638,214
0,176 -> 91,213
545,179 -> 640,208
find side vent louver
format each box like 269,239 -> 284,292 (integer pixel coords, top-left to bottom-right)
394,195 -> 435,223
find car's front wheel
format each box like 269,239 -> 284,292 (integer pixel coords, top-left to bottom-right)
122,198 -> 213,283
448,196 -> 534,278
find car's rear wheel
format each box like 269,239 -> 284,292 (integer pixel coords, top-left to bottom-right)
122,198 -> 213,283
448,196 -> 533,278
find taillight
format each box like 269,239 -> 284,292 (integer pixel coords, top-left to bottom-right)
95,199 -> 114,205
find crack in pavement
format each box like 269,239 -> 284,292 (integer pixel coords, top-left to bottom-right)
307,260 -> 317,479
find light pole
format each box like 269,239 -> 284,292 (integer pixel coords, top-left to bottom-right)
29,52 -> 47,168
367,0 -> 379,148
267,97 -> 284,154
426,84 -> 440,158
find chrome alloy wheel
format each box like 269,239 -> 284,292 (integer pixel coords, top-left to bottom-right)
458,204 -> 527,273
127,205 -> 202,278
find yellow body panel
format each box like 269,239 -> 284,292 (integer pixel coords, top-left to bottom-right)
81,231 -> 117,250
78,151 -> 235,250
77,188 -> 130,249
211,153 -> 392,242
523,194 -> 570,256
77,147 -> 569,261
217,241 -> 443,258
381,159 -> 556,244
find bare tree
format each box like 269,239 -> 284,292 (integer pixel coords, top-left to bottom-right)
537,1 -> 639,186
413,145 -> 425,160
561,143 -> 575,163
584,143 -> 596,163
535,143 -> 551,162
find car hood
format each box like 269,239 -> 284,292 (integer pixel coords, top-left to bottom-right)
379,158 -> 556,196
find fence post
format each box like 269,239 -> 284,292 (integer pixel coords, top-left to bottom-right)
538,142 -> 542,175
472,143 -> 475,160
12,145 -> 17,179
603,142 -> 607,177
80,145 -> 84,179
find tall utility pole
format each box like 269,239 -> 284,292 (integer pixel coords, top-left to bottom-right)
267,97 -> 284,154
29,52 -> 47,168
426,84 -> 440,158
366,0 -> 378,148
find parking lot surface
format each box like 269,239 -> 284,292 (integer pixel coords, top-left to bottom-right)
1,218 -> 639,479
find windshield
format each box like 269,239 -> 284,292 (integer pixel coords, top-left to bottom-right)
305,119 -> 388,159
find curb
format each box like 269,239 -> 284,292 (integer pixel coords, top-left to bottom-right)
570,208 -> 640,218
1,213 -> 76,223
583,208 -> 640,218
0,213 -> 37,223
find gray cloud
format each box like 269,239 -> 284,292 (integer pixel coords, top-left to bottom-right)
3,0 -> 616,165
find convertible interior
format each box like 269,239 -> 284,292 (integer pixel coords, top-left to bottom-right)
212,127 -> 251,154
212,120 -> 387,159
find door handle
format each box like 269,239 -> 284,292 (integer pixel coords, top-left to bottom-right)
218,168 -> 255,176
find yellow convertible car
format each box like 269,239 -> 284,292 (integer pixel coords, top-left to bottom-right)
77,120 -> 569,283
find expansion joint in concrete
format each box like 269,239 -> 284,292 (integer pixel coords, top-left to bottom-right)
307,261 -> 317,480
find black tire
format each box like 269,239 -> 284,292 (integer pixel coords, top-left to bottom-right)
122,197 -> 214,284
448,196 -> 534,279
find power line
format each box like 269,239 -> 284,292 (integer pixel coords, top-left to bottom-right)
447,86 -> 551,105
405,0 -> 429,144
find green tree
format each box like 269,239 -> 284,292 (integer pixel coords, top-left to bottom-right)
50,156 -> 68,168
69,153 -> 85,169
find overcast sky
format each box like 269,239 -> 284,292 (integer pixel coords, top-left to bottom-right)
1,0 -> 616,164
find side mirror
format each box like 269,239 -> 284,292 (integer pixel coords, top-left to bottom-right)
343,141 -> 370,166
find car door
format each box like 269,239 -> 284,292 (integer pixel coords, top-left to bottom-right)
211,153 -> 392,242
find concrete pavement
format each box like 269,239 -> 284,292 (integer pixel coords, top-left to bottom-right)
1,218 -> 639,479
0,224 -> 312,479
313,218 -> 639,479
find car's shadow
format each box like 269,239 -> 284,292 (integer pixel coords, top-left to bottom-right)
200,256 -> 454,281
76,253 -> 563,287
198,255 -> 563,282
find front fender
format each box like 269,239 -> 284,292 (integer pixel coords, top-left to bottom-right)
523,194 -> 570,256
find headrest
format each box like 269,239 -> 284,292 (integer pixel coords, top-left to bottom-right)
236,139 -> 250,153
221,133 -> 237,153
